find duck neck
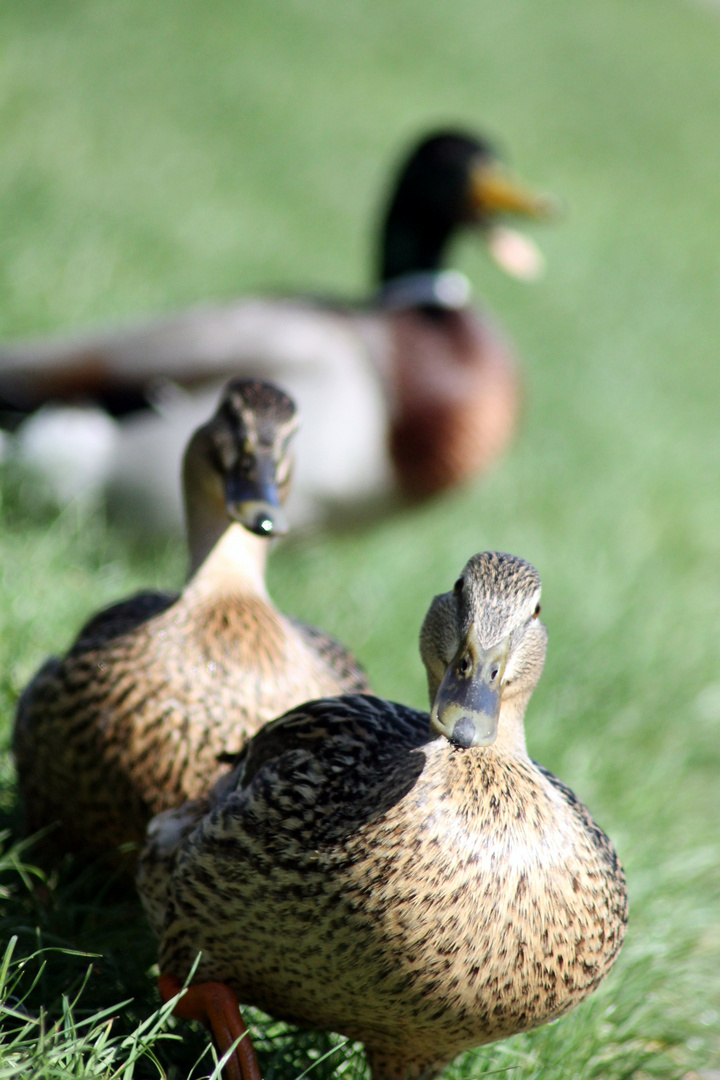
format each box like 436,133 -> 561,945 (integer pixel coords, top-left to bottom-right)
378,210 -> 454,285
493,691 -> 531,759
186,512 -> 269,600
376,268 -> 471,311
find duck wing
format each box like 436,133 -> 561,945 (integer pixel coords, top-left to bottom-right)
72,590 -> 177,644
0,298 -> 369,416
139,694 -> 432,936
289,618 -> 370,695
217,694 -> 432,830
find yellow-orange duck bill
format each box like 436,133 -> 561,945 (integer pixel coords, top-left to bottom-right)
430,630 -> 509,748
470,162 -> 560,221
470,162 -> 561,281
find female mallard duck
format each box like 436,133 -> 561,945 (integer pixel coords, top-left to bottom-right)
137,551 -> 627,1080
12,378 -> 369,860
0,130 -> 556,531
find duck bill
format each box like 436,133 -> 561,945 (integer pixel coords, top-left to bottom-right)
470,163 -> 559,221
430,631 -> 509,749
224,459 -> 288,538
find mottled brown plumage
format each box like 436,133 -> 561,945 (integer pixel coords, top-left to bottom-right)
13,379 -> 368,860
138,551 -> 627,1080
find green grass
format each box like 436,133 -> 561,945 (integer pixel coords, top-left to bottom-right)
2,0 -> 720,1075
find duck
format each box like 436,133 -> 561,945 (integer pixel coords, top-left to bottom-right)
137,550 -> 627,1080
12,377 -> 369,861
0,130 -> 557,532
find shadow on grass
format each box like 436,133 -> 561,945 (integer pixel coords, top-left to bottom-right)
0,822 -> 364,1080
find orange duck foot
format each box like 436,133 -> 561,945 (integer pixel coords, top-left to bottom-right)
158,974 -> 262,1080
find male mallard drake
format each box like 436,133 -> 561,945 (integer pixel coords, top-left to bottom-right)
0,130 -> 556,531
13,378 -> 368,860
137,551 -> 627,1080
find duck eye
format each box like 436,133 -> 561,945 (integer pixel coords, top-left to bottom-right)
532,603 -> 541,619
458,654 -> 472,676
453,577 -> 464,594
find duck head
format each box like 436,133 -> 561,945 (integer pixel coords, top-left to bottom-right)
420,552 -> 547,753
183,378 -> 298,576
379,129 -> 558,289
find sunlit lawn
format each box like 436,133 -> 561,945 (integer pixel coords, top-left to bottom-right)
1,0 -> 720,1076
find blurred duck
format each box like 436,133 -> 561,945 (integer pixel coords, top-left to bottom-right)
137,551 -> 627,1080
0,130 -> 557,531
13,379 -> 369,861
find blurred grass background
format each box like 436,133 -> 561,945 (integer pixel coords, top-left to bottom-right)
1,0 -> 720,1076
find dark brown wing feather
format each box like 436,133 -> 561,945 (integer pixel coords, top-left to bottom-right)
235,693 -> 431,792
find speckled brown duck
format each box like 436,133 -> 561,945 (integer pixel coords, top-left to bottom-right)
0,131 -> 557,532
137,551 -> 627,1080
13,378 -> 368,861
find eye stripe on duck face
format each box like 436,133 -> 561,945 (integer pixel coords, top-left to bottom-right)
243,416 -> 296,466
502,588 -> 546,691
239,405 -> 259,451
509,584 -> 543,638
457,582 -> 543,670
208,405 -> 247,470
280,418 -> 300,457
268,424 -> 296,470
274,453 -> 293,494
251,433 -> 293,481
